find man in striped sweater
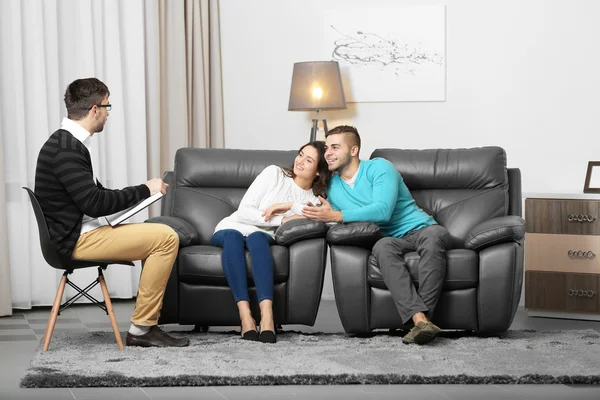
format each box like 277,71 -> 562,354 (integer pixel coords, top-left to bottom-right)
35,78 -> 188,347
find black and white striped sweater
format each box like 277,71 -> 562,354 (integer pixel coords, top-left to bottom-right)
34,129 -> 150,257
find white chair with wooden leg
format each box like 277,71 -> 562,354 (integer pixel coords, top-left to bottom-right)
24,187 -> 133,351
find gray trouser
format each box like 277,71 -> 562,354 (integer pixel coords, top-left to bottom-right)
372,225 -> 451,325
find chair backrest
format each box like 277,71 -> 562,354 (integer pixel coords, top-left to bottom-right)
370,146 -> 514,248
23,187 -> 68,270
169,148 -> 298,244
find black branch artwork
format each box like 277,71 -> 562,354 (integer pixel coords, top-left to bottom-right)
330,25 -> 443,75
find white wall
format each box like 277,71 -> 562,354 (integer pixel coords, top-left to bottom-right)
220,0 -> 600,300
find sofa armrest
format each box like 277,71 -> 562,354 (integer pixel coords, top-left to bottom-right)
326,222 -> 382,249
464,216 -> 525,251
286,238 -> 328,324
145,216 -> 199,247
330,245 -> 372,333
477,242 -> 524,333
275,219 -> 328,247
161,171 -> 175,217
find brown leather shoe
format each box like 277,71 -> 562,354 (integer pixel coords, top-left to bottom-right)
402,321 -> 441,345
126,326 -> 190,348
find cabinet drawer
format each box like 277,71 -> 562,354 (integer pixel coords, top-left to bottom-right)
525,199 -> 600,235
525,233 -> 600,273
525,271 -> 599,313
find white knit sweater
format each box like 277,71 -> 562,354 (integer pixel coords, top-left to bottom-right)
214,165 -> 321,237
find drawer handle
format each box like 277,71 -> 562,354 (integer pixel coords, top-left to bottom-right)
568,289 -> 596,298
567,214 -> 597,223
567,250 -> 596,259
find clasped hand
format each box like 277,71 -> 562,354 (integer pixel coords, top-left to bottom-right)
301,196 -> 343,222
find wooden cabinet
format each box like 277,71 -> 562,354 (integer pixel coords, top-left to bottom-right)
525,194 -> 600,320
525,199 -> 600,235
525,271 -> 599,313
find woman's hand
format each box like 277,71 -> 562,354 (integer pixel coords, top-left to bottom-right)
263,202 -> 294,221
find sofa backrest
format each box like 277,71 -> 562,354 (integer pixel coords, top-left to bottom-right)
370,146 -> 510,248
171,148 -> 297,244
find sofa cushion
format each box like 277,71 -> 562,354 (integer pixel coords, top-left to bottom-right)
371,147 -> 509,249
326,222 -> 382,249
178,245 -> 290,285
367,249 -> 479,291
173,148 -> 298,245
173,187 -> 243,245
175,148 -> 297,188
275,219 -> 328,247
371,147 -> 507,190
412,188 -> 509,249
145,216 -> 198,247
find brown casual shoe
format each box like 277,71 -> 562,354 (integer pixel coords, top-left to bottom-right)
126,325 -> 190,348
402,321 -> 441,345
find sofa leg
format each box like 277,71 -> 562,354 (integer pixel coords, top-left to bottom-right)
193,325 -> 209,333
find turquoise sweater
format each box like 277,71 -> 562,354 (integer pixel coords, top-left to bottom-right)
328,158 -> 436,238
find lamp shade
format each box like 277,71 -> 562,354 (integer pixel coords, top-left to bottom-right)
288,61 -> 347,111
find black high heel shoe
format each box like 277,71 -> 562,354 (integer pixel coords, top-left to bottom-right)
242,329 -> 259,341
241,319 -> 259,342
259,329 -> 277,344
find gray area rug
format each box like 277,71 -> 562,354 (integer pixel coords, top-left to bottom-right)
21,329 -> 600,387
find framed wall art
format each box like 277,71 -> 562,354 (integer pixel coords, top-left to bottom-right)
323,5 -> 446,102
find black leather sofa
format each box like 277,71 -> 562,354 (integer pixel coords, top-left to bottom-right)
328,146 -> 525,334
148,148 -> 329,329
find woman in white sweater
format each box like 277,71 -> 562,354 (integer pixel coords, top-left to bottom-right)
211,141 -> 330,343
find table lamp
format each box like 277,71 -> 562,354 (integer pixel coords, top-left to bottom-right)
288,61 -> 347,142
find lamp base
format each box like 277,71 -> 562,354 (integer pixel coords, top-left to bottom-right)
310,119 -> 329,142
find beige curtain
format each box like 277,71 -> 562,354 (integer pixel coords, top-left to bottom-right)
0,129 -> 12,317
144,0 -> 224,192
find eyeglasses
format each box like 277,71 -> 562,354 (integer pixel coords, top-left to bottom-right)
95,104 -> 112,111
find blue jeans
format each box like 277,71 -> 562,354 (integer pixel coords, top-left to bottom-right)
210,229 -> 275,303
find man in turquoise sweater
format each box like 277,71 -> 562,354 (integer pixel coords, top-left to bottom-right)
302,125 -> 451,345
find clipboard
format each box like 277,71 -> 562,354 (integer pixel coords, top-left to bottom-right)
104,192 -> 164,226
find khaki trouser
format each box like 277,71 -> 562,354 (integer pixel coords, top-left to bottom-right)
71,223 -> 179,326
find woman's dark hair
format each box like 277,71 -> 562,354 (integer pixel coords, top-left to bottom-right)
282,141 -> 331,197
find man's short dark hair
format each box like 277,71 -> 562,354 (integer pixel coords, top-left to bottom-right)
325,125 -> 361,152
64,78 -> 110,120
